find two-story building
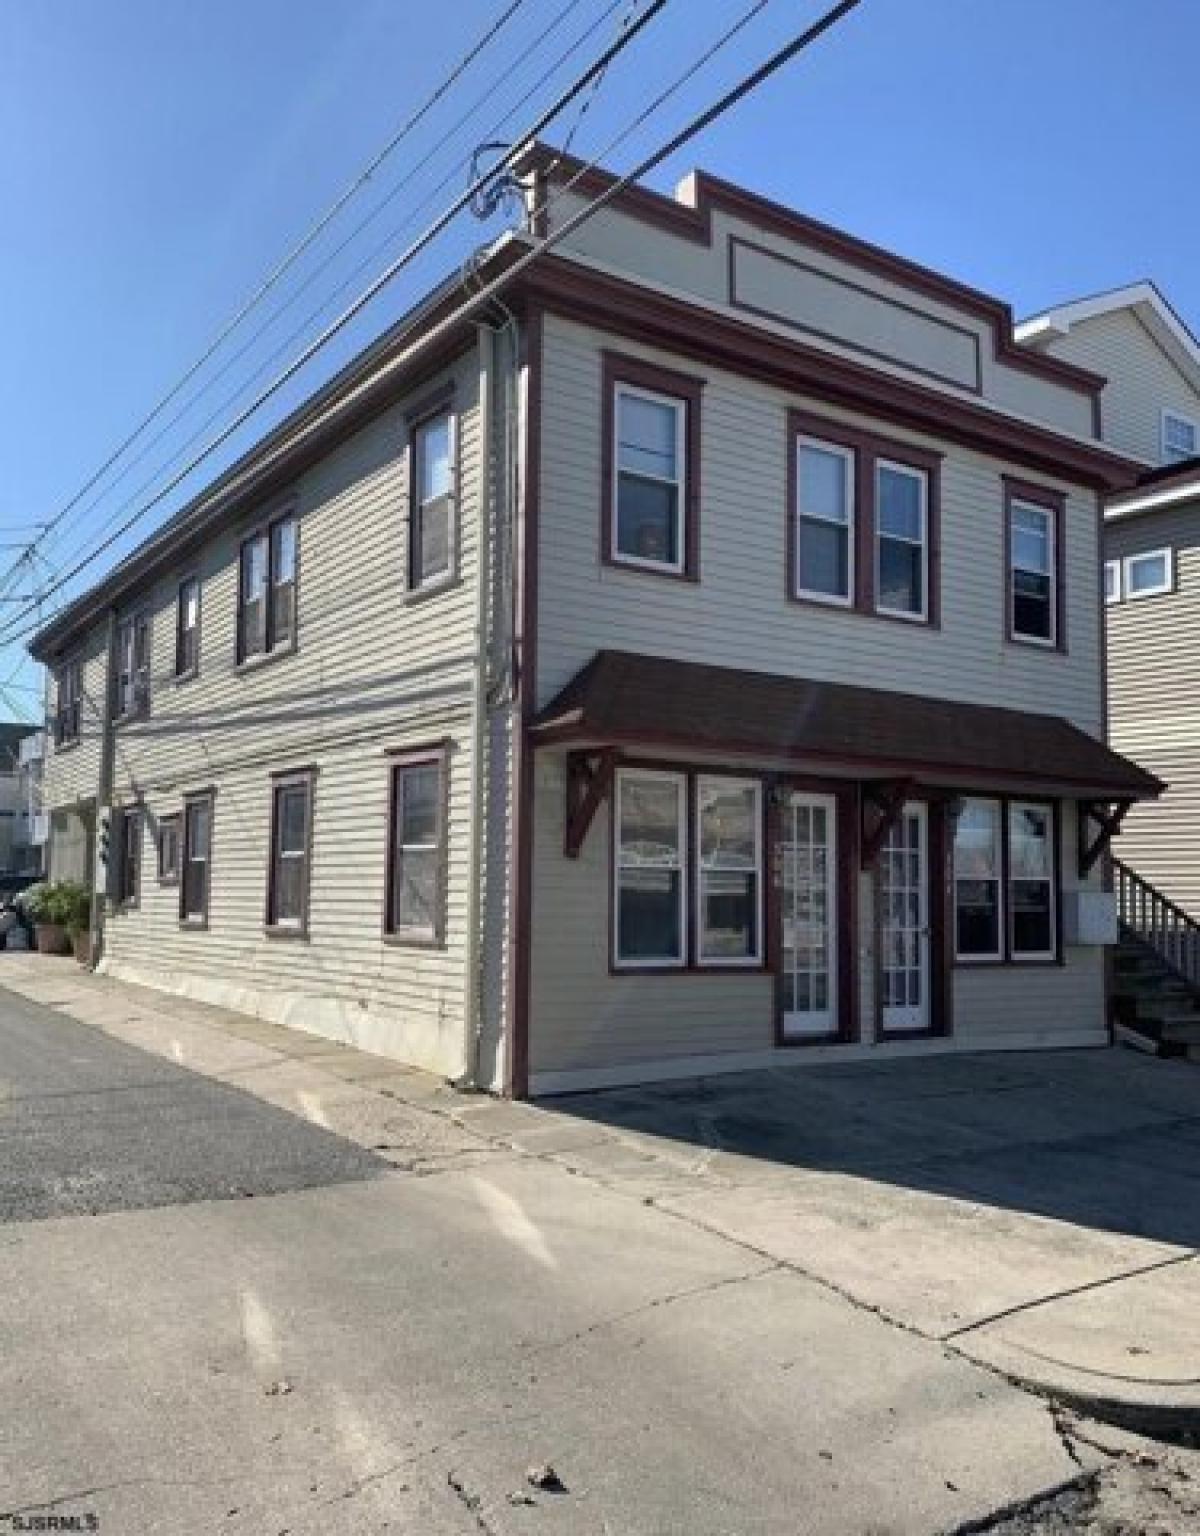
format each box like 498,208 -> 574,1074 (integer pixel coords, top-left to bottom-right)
32,147 -> 1159,1096
1018,283 -> 1200,920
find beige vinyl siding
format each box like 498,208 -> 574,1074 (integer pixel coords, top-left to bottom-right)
41,620 -> 108,811
536,315 -> 1103,736
1105,500 -> 1200,915
67,347 -> 488,1078
1039,309 -> 1200,466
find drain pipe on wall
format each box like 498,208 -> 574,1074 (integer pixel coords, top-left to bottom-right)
460,320 -> 499,1090
88,606 -> 118,969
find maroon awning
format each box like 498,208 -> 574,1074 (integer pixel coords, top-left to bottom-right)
531,650 -> 1163,799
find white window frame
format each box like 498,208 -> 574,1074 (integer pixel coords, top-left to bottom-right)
874,458 -> 928,622
613,767 -> 688,970
1161,408 -> 1198,466
952,797 -> 1004,964
695,775 -> 763,968
1008,800 -> 1056,962
611,383 -> 688,575
795,435 -> 855,607
1123,547 -> 1173,600
1010,498 -> 1057,648
1104,560 -> 1122,606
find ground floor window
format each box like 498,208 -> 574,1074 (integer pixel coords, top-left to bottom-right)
181,793 -> 214,926
267,770 -> 314,934
117,807 -> 141,907
614,769 -> 687,967
386,749 -> 446,943
952,795 -> 1056,963
157,815 -> 180,885
696,777 -> 762,964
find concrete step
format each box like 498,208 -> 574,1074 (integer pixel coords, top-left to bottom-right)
1160,1015 -> 1200,1045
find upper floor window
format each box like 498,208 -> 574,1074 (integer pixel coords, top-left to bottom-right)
266,770 -> 314,935
1005,482 -> 1062,649
875,460 -> 929,620
1162,410 -> 1198,466
790,411 -> 939,624
54,659 -> 82,747
238,511 -> 296,663
116,613 -> 150,718
385,750 -> 446,943
409,409 -> 455,591
796,438 -> 854,605
603,354 -> 701,580
1124,547 -> 1173,600
176,576 -> 200,678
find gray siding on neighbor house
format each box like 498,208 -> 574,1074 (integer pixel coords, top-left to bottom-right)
1037,309 -> 1200,466
1105,500 -> 1200,916
41,342 -> 514,1083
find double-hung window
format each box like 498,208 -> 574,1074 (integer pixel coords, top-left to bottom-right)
1162,410 -> 1198,466
267,772 -> 313,934
176,576 -> 200,677
795,437 -> 854,604
612,385 -> 687,573
613,770 -> 687,967
158,814 -> 181,885
1008,492 -> 1058,646
55,659 -> 82,747
696,777 -> 762,965
953,798 -> 1003,961
386,752 -> 446,942
180,793 -> 214,925
875,459 -> 928,619
410,409 -> 454,591
116,613 -> 150,718
1009,802 -> 1055,959
117,807 -> 141,907
238,511 -> 296,663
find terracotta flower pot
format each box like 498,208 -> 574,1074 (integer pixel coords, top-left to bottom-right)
34,922 -> 70,956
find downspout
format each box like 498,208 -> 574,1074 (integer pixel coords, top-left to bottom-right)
461,322 -> 498,1088
88,606 -> 118,969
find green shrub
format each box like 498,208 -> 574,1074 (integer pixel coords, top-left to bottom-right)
19,880 -> 90,933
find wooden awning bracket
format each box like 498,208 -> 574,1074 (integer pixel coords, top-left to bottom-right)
861,778 -> 915,870
564,748 -> 616,859
1078,797 -> 1132,878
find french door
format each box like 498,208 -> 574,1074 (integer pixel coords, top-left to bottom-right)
779,792 -> 838,1039
879,802 -> 930,1034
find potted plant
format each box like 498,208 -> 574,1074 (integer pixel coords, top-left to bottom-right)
60,882 -> 92,966
22,881 -> 69,955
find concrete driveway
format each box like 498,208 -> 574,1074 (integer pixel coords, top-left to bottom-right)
548,1050 -> 1200,1429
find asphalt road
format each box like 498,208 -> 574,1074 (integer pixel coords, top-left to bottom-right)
0,983 -> 382,1222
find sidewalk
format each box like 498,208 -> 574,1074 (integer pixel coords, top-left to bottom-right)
4,954 -> 1198,1438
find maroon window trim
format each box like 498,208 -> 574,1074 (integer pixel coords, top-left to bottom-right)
1003,476 -> 1067,654
265,768 -> 316,939
175,575 -> 201,680
600,350 -> 703,583
237,502 -> 298,665
54,657 -> 83,748
179,789 -> 216,929
788,408 -> 942,627
384,745 -> 449,947
116,805 -> 142,909
951,793 -> 1062,967
406,395 -> 458,595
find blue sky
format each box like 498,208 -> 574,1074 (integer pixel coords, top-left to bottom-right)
1,0 -> 1195,714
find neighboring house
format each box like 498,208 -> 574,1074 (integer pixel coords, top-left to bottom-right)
31,147 -> 1158,1097
0,722 -> 41,878
1017,284 -> 1200,917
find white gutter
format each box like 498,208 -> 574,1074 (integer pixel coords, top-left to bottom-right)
1105,476 -> 1200,521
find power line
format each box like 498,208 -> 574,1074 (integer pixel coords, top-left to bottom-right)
27,0 -> 616,587
0,0 -> 534,583
0,0 -> 669,648
13,0 -> 865,652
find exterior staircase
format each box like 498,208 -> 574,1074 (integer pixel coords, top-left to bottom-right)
1112,857 -> 1200,1058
